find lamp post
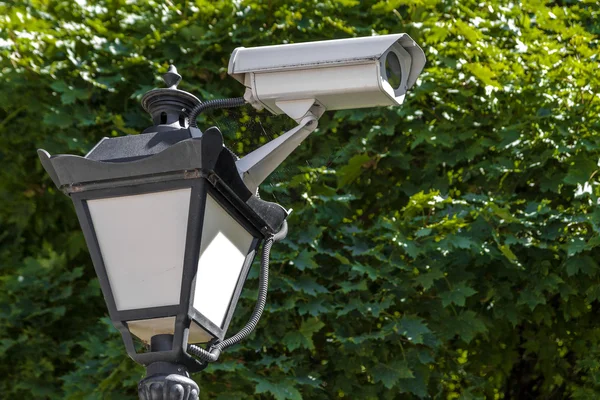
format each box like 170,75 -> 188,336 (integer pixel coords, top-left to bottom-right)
38,34 -> 425,399
39,66 -> 289,399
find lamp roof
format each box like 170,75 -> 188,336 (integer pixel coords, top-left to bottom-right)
38,66 -> 288,235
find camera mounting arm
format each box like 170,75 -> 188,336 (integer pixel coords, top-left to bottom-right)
235,100 -> 323,193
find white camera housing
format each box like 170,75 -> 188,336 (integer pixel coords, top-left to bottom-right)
228,34 -> 425,120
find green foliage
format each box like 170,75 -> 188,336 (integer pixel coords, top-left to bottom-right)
1,0 -> 599,399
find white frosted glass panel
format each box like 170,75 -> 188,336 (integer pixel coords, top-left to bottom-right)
88,189 -> 191,311
193,195 -> 254,327
128,317 -> 176,344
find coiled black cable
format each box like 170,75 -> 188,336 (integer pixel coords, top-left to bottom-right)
188,221 -> 288,363
188,97 -> 246,129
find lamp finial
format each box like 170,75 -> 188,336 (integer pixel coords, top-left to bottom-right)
162,65 -> 182,89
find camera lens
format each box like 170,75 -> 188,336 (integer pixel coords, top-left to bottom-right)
385,52 -> 402,90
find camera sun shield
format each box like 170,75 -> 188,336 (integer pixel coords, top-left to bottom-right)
228,34 -> 426,118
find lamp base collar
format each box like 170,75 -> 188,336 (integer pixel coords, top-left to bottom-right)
138,362 -> 199,400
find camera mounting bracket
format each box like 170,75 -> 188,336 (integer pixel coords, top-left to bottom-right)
235,102 -> 323,193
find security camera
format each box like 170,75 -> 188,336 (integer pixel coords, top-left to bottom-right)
228,33 -> 425,121
226,34 -> 426,193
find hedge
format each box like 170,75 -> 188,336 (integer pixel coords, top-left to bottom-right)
0,1 -> 599,398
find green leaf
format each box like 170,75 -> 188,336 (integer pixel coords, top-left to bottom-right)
567,237 -> 588,257
0,339 -> 15,356
441,311 -> 487,343
209,360 -> 244,372
440,282 -> 477,307
283,331 -> 304,351
397,315 -> 432,344
415,227 -> 432,237
566,256 -> 599,277
450,235 -> 475,249
50,81 -> 90,104
283,318 -> 325,351
337,153 -> 371,188
338,280 -> 368,293
50,81 -> 70,92
255,378 -> 302,400
372,360 -> 414,389
586,285 -> 600,302
297,298 -> 329,317
518,290 -> 546,311
564,155 -> 597,185
350,262 -> 380,280
397,363 -> 430,398
43,111 -> 75,128
337,297 -> 394,318
414,268 -> 444,290
294,250 -> 318,270
290,276 -> 328,296
282,332 -> 305,352
536,273 -> 564,292
464,62 -> 501,88
487,203 -> 520,223
498,244 -> 518,263
61,88 -> 90,105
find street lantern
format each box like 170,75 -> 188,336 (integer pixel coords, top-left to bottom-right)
38,66 -> 289,398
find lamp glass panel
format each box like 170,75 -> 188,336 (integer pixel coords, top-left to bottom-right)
189,321 -> 214,344
127,316 -> 176,344
193,195 -> 254,327
88,189 -> 191,311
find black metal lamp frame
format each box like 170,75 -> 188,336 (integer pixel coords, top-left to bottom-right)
38,126 -> 287,373
72,178 -> 262,369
